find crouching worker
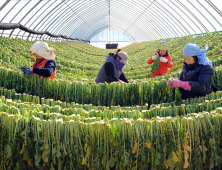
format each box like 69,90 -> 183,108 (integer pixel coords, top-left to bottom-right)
19,41 -> 56,80
168,43 -> 214,100
95,49 -> 129,84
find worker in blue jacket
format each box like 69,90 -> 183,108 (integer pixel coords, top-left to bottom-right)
168,43 -> 214,100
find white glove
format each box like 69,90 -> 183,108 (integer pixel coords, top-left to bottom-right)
152,55 -> 157,60
160,57 -> 168,63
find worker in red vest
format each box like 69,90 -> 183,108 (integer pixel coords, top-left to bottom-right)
147,41 -> 173,77
19,41 -> 56,80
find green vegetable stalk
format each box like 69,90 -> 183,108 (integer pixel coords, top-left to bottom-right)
151,53 -> 160,74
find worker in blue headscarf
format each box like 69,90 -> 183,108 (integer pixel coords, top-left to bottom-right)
168,43 -> 214,100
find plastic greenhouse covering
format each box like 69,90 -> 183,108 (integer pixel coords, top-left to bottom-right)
0,0 -> 222,42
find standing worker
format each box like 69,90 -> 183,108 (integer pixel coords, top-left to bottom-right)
95,49 -> 129,84
19,41 -> 56,80
168,43 -> 214,100
147,41 -> 173,77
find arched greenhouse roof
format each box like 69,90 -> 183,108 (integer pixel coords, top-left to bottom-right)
0,0 -> 221,42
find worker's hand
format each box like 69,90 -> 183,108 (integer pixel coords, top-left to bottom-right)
109,52 -> 114,56
159,57 -> 168,63
24,67 -> 32,78
168,78 -> 173,88
18,66 -> 27,73
119,79 -> 130,84
172,79 -> 191,91
119,79 -> 123,83
152,55 -> 157,61
124,81 -> 130,85
168,78 -> 178,88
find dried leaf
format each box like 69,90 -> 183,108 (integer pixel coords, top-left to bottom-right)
164,161 -> 168,168
20,144 -> 25,155
144,141 -> 152,149
84,143 -> 88,152
184,150 -> 189,160
132,139 -> 138,154
38,153 -> 41,162
181,105 -> 184,112
172,151 -> 179,162
183,150 -> 189,168
23,149 -> 33,166
199,145 -> 208,152
184,145 -> 191,152
42,150 -> 48,163
27,162 -> 33,167
82,157 -> 86,165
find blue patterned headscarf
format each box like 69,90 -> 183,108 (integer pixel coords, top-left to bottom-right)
183,43 -> 212,65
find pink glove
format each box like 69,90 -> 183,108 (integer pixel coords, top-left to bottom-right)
168,79 -> 173,88
168,78 -> 177,88
172,79 -> 191,91
219,49 -> 222,53
119,79 -> 130,84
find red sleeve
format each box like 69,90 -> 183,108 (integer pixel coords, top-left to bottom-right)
166,55 -> 173,68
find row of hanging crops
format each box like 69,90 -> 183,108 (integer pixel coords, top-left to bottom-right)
1,105 -> 222,170
1,86 -> 222,121
2,85 -> 222,170
0,31 -> 222,170
0,64 -> 222,106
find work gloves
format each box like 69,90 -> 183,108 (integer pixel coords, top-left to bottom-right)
119,79 -> 130,84
18,66 -> 27,73
152,55 -> 157,60
24,68 -> 32,78
152,55 -> 168,63
159,57 -> 168,63
168,78 -> 191,91
18,66 -> 32,78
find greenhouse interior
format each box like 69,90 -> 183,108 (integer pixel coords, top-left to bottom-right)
0,0 -> 222,170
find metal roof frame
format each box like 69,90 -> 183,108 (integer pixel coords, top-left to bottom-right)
0,0 -> 221,42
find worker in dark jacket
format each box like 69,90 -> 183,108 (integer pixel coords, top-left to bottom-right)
19,41 -> 56,80
168,43 -> 214,100
95,49 -> 129,84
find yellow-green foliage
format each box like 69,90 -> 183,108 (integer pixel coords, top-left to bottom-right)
0,31 -> 222,169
